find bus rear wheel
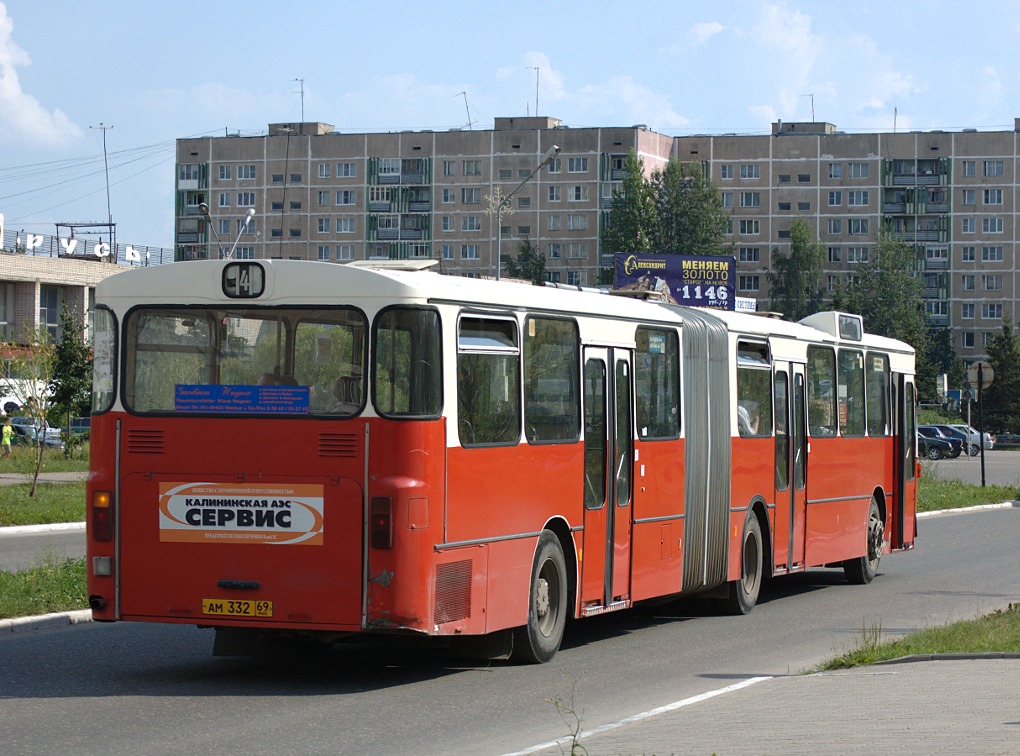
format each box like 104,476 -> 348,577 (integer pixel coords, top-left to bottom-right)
726,513 -> 763,615
844,500 -> 883,585
512,530 -> 567,664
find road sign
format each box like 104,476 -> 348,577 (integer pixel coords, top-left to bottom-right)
966,361 -> 994,389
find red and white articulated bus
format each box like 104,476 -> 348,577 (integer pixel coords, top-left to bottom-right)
85,259 -> 917,663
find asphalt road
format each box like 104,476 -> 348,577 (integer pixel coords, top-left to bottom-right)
3,503 -> 1019,754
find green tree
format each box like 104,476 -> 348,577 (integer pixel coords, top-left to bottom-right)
503,238 -> 547,285
766,218 -> 826,321
601,149 -> 656,256
650,159 -> 729,256
1,328 -> 57,496
980,320 -> 1020,433
839,235 -> 932,398
51,305 -> 93,423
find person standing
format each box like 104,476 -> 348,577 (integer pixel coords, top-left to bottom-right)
1,416 -> 13,458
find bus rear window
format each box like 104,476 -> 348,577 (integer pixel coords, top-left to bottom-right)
123,307 -> 367,415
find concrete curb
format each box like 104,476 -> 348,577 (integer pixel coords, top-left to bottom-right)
0,609 -> 92,634
0,521 -> 85,535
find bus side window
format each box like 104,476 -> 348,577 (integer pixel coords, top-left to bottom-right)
736,341 -> 772,438
635,327 -> 680,440
807,345 -> 837,437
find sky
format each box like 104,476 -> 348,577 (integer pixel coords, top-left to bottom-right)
2,0 -> 1020,251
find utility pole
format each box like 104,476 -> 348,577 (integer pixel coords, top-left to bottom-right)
91,122 -> 113,225
529,66 -> 540,115
293,79 -> 305,121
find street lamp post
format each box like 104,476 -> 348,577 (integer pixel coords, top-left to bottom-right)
493,145 -> 559,281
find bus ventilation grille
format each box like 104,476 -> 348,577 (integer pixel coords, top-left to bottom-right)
318,433 -> 357,457
126,429 -> 165,454
434,560 -> 472,624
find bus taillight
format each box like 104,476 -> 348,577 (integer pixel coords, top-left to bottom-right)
92,491 -> 113,541
370,496 -> 393,549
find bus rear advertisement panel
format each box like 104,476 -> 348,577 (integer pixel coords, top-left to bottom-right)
86,260 -> 917,663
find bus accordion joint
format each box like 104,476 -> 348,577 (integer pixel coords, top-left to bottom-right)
92,490 -> 113,541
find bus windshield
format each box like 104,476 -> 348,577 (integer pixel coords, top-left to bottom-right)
123,306 -> 367,416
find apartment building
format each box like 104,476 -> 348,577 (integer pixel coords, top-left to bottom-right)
175,117 -> 1020,360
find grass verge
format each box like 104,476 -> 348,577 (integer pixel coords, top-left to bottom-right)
917,476 -> 1017,512
0,556 -> 87,620
0,482 -> 86,527
815,603 -> 1020,670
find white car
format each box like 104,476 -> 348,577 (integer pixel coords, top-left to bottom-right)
949,424 -> 995,454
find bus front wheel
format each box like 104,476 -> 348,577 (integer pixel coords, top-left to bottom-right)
512,530 -> 567,664
844,500 -> 883,585
726,513 -> 763,615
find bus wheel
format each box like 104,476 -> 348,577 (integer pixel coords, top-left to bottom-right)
727,513 -> 763,615
844,500 -> 883,585
512,530 -> 567,664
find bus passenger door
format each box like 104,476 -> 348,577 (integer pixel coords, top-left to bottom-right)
580,348 -> 633,611
773,363 -> 806,571
892,377 -> 917,548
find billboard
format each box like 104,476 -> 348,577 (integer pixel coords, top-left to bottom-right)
615,253 -> 736,310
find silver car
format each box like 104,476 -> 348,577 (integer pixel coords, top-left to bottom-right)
949,423 -> 995,455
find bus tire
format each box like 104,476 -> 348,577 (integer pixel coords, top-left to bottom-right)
512,530 -> 567,664
726,513 -> 763,615
844,499 -> 883,585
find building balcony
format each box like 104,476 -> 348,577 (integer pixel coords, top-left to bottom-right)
408,200 -> 431,212
925,314 -> 949,327
926,202 -> 949,213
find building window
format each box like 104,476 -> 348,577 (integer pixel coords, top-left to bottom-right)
828,246 -> 841,262
336,190 -> 355,206
827,219 -> 841,235
739,219 -> 759,235
961,217 -> 975,233
721,192 -> 733,208
178,163 -> 199,182
462,160 -> 481,176
567,214 -> 588,230
777,174 -> 791,184
962,332 -> 975,348
441,216 -> 453,232
848,162 -> 869,178
498,168 -> 512,180
548,243 -> 561,259
738,247 -> 759,263
827,275 -> 839,292
567,243 -> 587,258
926,301 -> 948,316
337,217 -> 355,233
738,275 -> 760,292
740,164 -> 760,179
289,229 -> 301,238
218,165 -> 231,180
338,162 -> 356,178
516,225 -> 530,237
828,191 -> 842,206
983,189 -> 1003,205
441,244 -> 453,260
317,218 -> 330,233
517,196 -> 531,209
218,192 -> 230,208
740,192 -> 760,208
961,303 -> 975,319
545,185 -> 560,202
982,218 -> 1003,234
848,219 -> 869,235
289,201 -> 302,211
982,303 -> 1003,320
982,245 -> 1003,261
567,157 -> 588,173
317,191 -> 330,206
984,160 -> 1004,177
336,245 -> 354,261
570,186 -> 588,202
777,229 -> 791,240
982,274 -> 1003,291
848,191 -> 869,206
546,157 -> 561,174
237,192 -> 255,206
218,219 -> 230,236
961,189 -> 975,205
547,215 -> 561,231
318,163 -> 330,179
778,202 -> 791,211
460,188 -> 481,204
317,245 -> 330,261
797,174 -> 811,183
442,188 -> 455,204
961,274 -> 975,291
847,246 -> 869,263
828,163 -> 842,179
962,160 -> 976,177
234,246 -> 254,260
461,244 -> 479,260
271,201 -> 284,211
720,164 -> 733,179
237,165 -> 255,180
461,216 -> 481,231
961,246 -> 976,261
797,201 -> 810,211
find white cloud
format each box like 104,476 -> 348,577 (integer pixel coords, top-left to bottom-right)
575,75 -> 688,130
0,3 -> 81,147
688,21 -> 725,47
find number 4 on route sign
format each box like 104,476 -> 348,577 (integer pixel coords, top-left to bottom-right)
966,360 -> 994,390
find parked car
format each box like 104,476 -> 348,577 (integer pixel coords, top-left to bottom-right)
9,416 -> 64,448
63,417 -> 91,439
917,431 -> 954,461
948,423 -> 996,454
918,425 -> 963,458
